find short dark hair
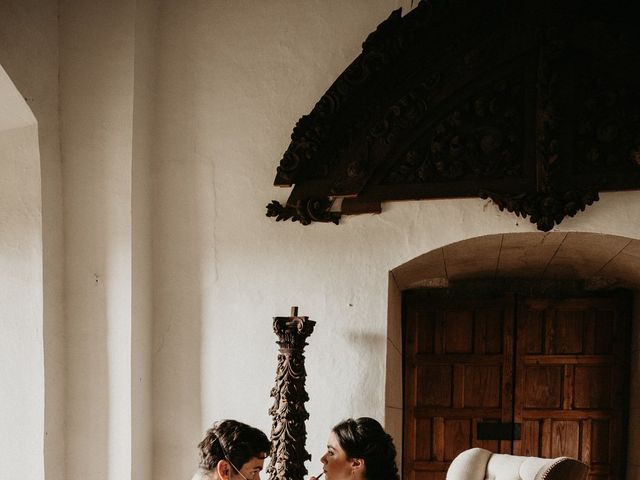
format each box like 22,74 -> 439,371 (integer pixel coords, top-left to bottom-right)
332,417 -> 399,480
198,419 -> 270,471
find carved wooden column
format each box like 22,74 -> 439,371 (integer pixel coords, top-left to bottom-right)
268,307 -> 315,480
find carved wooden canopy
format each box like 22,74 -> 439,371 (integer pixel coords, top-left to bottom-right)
267,0 -> 640,231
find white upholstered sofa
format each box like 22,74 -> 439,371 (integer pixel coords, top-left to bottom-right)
446,448 -> 589,480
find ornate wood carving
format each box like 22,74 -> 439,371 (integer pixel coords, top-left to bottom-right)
574,65 -> 640,180
479,189 -> 599,232
268,0 -> 640,230
272,8 -> 405,188
268,307 -> 316,480
535,27 -> 565,195
266,198 -> 340,225
382,77 -> 524,184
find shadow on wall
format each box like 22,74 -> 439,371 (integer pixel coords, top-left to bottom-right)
152,87 -> 218,479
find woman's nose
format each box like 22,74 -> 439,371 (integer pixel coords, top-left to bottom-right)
320,453 -> 328,464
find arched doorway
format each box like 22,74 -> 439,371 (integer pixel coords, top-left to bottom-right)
0,63 -> 44,479
386,232 -> 640,480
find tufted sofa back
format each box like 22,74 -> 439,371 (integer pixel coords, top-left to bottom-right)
446,448 -> 589,480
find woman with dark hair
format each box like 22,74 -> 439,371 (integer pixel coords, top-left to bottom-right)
314,417 -> 400,480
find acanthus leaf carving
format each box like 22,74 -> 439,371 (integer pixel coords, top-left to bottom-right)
536,28 -> 566,193
480,189 -> 599,232
383,77 -> 524,184
273,8 -> 408,187
574,69 -> 640,178
266,199 -> 340,225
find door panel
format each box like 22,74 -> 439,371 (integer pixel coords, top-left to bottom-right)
403,292 -> 630,480
404,296 -> 515,480
514,297 -> 630,480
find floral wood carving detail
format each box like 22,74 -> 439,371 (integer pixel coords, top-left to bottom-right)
480,189 -> 599,232
268,307 -> 315,480
383,78 -> 524,184
575,68 -> 640,177
273,9 -> 404,186
536,28 -> 566,192
266,199 -> 340,225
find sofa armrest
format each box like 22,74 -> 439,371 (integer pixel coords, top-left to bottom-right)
538,458 -> 588,480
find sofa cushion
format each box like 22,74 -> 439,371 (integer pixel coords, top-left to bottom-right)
446,448 -> 492,480
485,453 -> 528,480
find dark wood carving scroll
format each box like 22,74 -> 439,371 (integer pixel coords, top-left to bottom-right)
267,0 -> 640,231
268,307 -> 315,480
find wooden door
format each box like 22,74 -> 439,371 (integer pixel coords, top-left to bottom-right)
403,295 -> 516,480
403,292 -> 630,480
514,297 -> 630,480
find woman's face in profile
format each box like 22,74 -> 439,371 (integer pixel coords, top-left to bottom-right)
320,431 -> 353,480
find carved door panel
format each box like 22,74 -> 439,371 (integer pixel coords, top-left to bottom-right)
403,295 -> 516,480
403,293 -> 630,480
514,297 -> 630,480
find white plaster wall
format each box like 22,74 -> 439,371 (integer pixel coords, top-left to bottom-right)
0,66 -> 43,480
151,2 -> 418,478
150,2 -> 640,480
60,1 -> 135,479
132,1 -> 159,479
0,2 -> 63,479
0,2 -> 157,478
152,3 -> 207,478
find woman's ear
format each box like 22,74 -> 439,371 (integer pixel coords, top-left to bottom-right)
216,459 -> 232,480
351,458 -> 365,475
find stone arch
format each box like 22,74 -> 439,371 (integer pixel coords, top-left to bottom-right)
385,232 -> 640,476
